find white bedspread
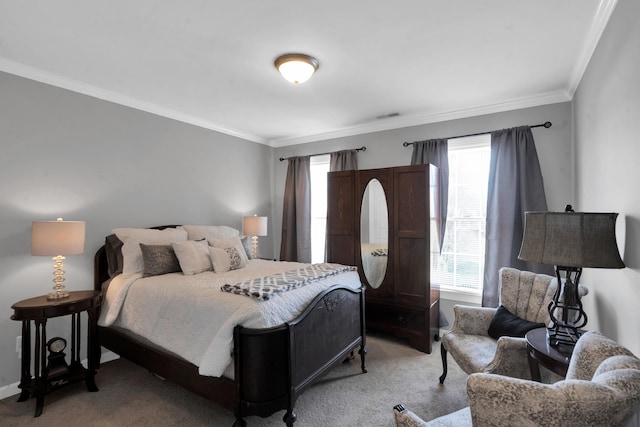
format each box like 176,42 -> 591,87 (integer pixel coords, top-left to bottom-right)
98,259 -> 361,377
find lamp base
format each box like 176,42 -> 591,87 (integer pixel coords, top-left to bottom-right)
47,290 -> 70,300
251,236 -> 259,259
547,265 -> 588,347
547,325 -> 581,347
48,254 -> 70,300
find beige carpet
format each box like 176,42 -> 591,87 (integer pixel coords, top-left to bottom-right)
0,333 -> 468,426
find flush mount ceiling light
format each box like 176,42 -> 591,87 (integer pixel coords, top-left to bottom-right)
274,53 -> 319,84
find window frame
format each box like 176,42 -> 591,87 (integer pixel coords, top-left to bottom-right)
433,134 -> 490,302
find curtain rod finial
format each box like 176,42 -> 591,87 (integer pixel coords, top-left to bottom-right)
544,121 -> 552,128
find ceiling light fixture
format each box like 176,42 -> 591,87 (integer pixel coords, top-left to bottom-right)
274,53 -> 319,84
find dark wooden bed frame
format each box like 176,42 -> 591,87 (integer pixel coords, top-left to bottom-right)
93,227 -> 366,426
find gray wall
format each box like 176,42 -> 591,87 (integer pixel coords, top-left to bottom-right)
0,71 -> 274,390
273,103 -> 574,253
573,0 -> 640,356
273,102 -> 574,326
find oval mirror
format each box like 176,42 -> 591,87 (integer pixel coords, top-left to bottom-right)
360,179 -> 389,289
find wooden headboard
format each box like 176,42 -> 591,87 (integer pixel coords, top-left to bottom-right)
93,225 -> 181,292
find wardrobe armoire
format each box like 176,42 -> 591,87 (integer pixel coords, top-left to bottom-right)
326,164 -> 440,353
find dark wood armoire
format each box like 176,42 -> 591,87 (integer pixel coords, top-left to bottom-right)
326,164 -> 440,353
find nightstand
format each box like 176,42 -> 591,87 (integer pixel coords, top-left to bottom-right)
525,327 -> 574,382
11,290 -> 102,417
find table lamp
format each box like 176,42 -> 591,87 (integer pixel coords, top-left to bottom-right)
243,215 -> 267,259
32,218 -> 86,300
518,205 -> 624,346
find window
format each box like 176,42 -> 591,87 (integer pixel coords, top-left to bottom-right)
431,135 -> 491,295
310,155 -> 330,263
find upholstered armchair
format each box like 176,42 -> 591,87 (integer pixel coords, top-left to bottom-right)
394,331 -> 640,427
440,267 -> 588,383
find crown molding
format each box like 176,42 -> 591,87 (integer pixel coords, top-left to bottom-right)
565,0 -> 618,98
267,90 -> 570,148
0,58 -> 266,144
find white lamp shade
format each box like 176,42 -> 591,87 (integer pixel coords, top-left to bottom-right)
32,219 -> 86,256
243,216 -> 268,237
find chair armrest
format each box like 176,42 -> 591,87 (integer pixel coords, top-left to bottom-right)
449,305 -> 496,336
483,336 -> 531,379
466,373 -> 564,426
393,404 -> 429,427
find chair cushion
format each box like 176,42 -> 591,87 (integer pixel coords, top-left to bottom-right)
443,333 -> 498,374
488,305 -> 545,339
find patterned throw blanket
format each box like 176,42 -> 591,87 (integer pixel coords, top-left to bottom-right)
371,248 -> 388,257
221,263 -> 357,301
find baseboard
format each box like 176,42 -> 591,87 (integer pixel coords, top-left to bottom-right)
100,350 -> 120,364
0,350 -> 120,400
0,381 -> 20,401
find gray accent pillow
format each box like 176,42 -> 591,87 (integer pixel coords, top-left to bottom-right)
139,243 -> 182,277
105,234 -> 124,277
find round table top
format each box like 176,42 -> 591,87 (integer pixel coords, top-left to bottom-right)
11,290 -> 101,321
12,290 -> 100,310
525,327 -> 573,366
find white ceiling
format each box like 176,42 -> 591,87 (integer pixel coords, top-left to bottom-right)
0,1 -> 617,147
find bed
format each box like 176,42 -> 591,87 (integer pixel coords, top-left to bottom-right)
94,225 -> 366,426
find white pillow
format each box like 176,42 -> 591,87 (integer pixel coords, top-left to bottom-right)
208,236 -> 250,264
171,240 -> 212,275
113,227 -> 188,276
209,246 -> 247,273
179,225 -> 240,241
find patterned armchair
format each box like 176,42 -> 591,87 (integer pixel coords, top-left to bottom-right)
394,331 -> 640,427
440,267 -> 587,383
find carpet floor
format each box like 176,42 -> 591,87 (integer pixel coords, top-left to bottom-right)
0,333 -> 468,426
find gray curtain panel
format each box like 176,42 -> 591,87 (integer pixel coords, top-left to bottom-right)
410,138 -> 449,252
330,149 -> 359,172
482,126 -> 554,307
280,156 -> 312,263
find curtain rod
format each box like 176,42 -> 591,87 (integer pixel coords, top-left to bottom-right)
279,146 -> 366,161
402,121 -> 552,147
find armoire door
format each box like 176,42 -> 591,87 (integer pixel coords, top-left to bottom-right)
356,167 -> 394,300
394,165 -> 431,308
326,170 -> 356,266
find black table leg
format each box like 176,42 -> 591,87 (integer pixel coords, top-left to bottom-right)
17,321 -> 31,402
34,318 -> 47,417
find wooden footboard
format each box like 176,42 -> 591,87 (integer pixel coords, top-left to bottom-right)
233,285 -> 366,425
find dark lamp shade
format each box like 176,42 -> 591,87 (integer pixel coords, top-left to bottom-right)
518,211 -> 624,269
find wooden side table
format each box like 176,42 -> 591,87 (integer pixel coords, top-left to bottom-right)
525,327 -> 574,382
11,290 -> 102,417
